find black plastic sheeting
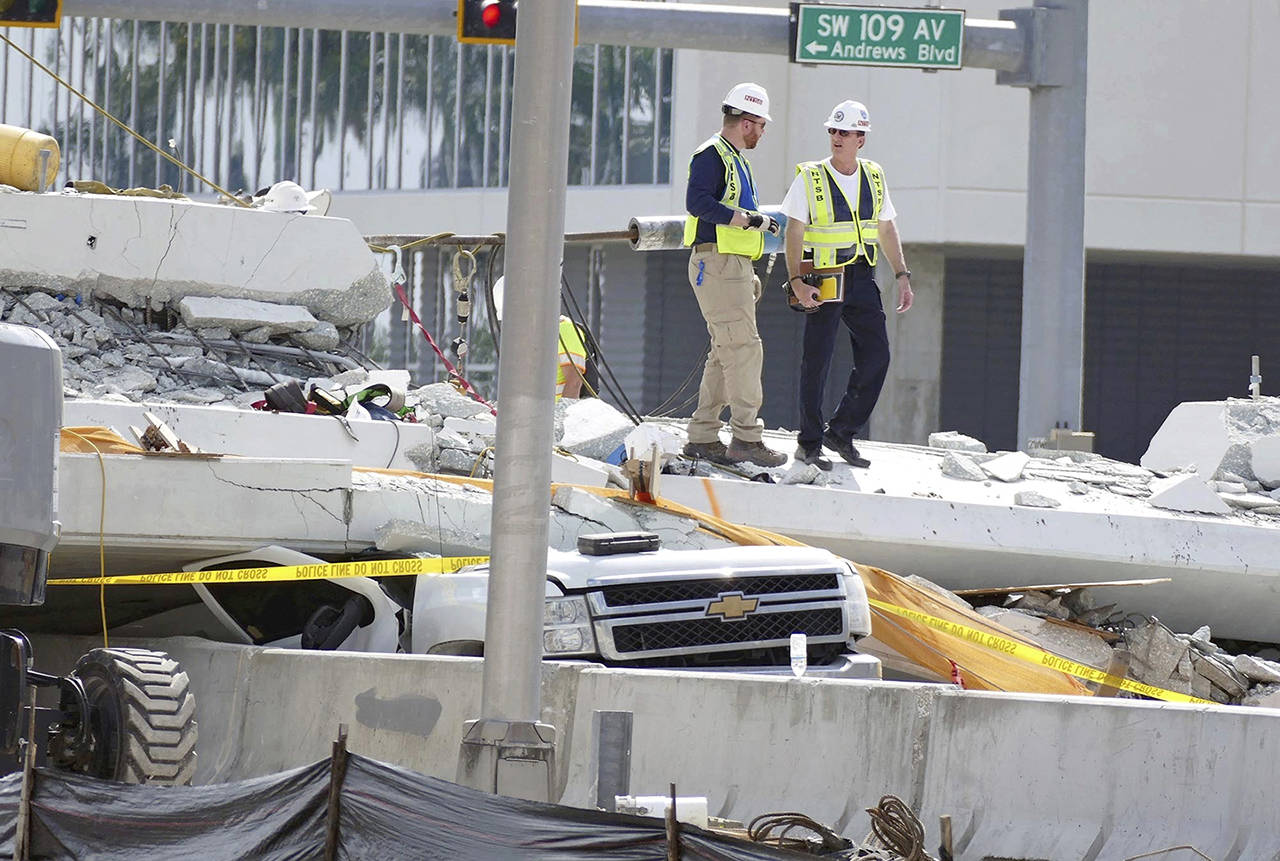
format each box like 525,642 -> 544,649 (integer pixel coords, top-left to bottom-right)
0,754 -> 816,860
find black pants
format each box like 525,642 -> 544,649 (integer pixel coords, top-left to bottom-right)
797,264 -> 890,449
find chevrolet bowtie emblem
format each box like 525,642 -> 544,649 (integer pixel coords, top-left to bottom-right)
706,591 -> 759,621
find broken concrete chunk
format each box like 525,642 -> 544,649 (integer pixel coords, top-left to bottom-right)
981,607 -> 1114,671
1067,481 -> 1090,495
1014,490 -> 1061,509
1220,492 -> 1279,511
1211,480 -> 1248,495
1242,683 -> 1280,708
940,451 -> 986,481
1233,654 -> 1280,684
1126,621 -> 1192,690
100,366 -> 158,394
1191,653 -> 1249,699
178,296 -> 318,335
559,398 -> 634,461
1141,401 -> 1228,478
1252,436 -> 1280,486
550,486 -> 645,535
196,327 -> 233,341
240,325 -> 273,344
412,381 -> 490,420
782,462 -> 823,486
1007,591 -> 1071,620
292,321 -> 341,351
928,431 -> 987,453
1147,474 -> 1231,515
982,451 -> 1031,483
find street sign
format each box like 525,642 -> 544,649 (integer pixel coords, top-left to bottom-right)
790,4 -> 964,70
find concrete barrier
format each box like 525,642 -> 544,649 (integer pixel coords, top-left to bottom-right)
26,636 -> 1280,857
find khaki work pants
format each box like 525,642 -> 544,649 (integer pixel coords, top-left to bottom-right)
686,248 -> 765,444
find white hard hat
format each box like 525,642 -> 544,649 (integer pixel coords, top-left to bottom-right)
261,180 -> 316,213
492,276 -> 504,322
824,100 -> 871,133
722,82 -> 772,122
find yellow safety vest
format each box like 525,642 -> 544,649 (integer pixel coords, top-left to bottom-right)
683,135 -> 765,260
556,316 -> 588,399
797,158 -> 885,269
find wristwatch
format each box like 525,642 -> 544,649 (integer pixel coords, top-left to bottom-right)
895,269 -> 911,280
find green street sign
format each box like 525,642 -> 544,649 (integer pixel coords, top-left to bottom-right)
790,4 -> 965,70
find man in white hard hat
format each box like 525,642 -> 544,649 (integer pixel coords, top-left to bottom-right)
780,100 -> 913,470
680,82 -> 786,468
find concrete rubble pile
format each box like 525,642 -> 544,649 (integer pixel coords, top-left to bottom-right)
0,286 -> 377,406
968,583 -> 1280,707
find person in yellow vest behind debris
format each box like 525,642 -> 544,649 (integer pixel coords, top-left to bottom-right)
680,82 -> 786,468
781,100 -> 913,471
492,276 -> 589,400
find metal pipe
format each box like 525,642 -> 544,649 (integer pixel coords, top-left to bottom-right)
480,0 -> 577,727
366,228 -> 637,248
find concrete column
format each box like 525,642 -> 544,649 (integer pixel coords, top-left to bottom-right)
873,245 -> 944,445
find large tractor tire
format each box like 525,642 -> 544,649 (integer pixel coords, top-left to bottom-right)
72,648 -> 197,785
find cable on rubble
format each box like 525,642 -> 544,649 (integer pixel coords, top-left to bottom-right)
865,795 -> 933,861
747,811 -> 852,854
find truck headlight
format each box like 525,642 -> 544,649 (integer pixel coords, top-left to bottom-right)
543,595 -> 596,656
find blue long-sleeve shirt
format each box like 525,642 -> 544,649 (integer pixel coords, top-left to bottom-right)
685,136 -> 758,245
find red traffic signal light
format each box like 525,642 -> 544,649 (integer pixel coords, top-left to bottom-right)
481,0 -> 502,28
459,0 -> 517,44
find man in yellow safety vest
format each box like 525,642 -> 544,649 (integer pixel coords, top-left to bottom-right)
680,82 -> 787,468
781,100 -> 913,470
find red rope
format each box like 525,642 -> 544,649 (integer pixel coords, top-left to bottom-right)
393,281 -> 496,415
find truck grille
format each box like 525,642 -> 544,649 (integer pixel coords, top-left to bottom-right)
611,608 -> 843,654
599,572 -> 839,608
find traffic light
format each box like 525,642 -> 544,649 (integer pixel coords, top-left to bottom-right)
458,0 -> 517,45
0,0 -> 61,28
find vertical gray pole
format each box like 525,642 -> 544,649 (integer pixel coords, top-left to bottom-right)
458,0 -> 576,801
1016,0 -> 1088,450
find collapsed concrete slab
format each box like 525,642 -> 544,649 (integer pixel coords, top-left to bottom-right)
1143,397 -> 1280,483
0,191 -> 390,325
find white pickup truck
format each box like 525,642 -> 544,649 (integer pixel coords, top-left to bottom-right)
184,532 -> 880,679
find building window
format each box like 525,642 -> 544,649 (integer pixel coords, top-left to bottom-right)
9,19 -> 673,192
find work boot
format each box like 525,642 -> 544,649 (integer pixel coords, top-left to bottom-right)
683,439 -> 731,464
822,430 -> 871,468
726,438 -> 787,468
795,443 -> 833,471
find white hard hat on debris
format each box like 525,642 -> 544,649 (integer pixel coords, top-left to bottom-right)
261,180 -> 316,213
722,82 -> 772,122
824,100 -> 871,133
492,276 -> 505,322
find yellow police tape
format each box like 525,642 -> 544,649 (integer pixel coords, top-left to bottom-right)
870,598 -> 1214,705
48,555 -> 1212,705
49,555 -> 490,587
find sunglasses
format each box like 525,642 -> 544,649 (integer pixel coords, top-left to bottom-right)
742,117 -> 767,130
828,128 -> 865,138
